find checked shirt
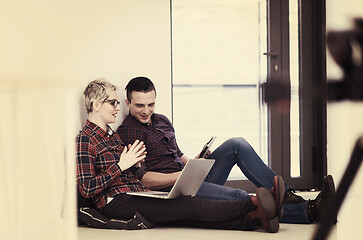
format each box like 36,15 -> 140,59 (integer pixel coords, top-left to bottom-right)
76,120 -> 147,209
117,113 -> 185,174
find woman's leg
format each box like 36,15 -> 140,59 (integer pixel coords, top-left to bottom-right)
102,194 -> 254,224
102,188 -> 281,233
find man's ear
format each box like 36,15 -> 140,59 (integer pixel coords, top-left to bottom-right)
125,99 -> 131,108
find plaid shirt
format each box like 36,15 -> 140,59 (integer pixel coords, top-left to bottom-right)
117,113 -> 184,174
76,120 -> 147,209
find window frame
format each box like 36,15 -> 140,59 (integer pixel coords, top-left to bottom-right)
170,0 -> 327,192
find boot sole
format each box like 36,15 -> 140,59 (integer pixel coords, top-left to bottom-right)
257,188 -> 280,233
275,175 -> 285,219
266,216 -> 280,233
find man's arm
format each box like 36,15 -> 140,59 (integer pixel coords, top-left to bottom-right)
180,154 -> 190,164
140,154 -> 190,190
140,171 -> 181,190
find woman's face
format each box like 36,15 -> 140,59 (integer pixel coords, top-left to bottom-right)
98,90 -> 120,125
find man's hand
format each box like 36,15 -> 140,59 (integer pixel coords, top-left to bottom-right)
118,139 -> 146,171
196,150 -> 211,159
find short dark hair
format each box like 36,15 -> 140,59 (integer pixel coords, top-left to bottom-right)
125,76 -> 156,102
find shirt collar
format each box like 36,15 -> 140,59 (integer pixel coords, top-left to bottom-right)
128,112 -> 159,125
86,119 -> 114,137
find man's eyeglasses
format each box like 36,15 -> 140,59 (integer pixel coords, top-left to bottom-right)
104,99 -> 120,108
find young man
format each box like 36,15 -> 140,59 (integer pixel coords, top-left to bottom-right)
117,76 -> 336,224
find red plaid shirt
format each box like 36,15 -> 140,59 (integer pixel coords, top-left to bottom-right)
76,120 -> 147,209
117,113 -> 184,174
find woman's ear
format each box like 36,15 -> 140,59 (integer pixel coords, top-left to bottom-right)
93,100 -> 101,112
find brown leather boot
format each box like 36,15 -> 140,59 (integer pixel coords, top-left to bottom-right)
270,175 -> 285,219
249,188 -> 280,233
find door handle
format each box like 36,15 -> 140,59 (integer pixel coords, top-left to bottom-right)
263,51 -> 279,58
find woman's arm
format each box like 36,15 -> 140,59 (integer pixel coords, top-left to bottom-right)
77,135 -> 146,198
117,139 -> 146,171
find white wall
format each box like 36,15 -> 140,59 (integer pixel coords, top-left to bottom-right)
0,0 -> 172,131
326,1 -> 363,238
0,83 -> 78,240
0,1 -> 171,239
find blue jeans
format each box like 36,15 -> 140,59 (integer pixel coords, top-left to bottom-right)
195,137 -> 310,224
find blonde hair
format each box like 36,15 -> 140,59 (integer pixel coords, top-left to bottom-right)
83,78 -> 117,113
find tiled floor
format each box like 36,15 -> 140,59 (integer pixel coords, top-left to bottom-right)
78,192 -> 363,240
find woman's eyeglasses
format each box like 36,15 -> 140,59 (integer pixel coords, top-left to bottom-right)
103,99 -> 120,108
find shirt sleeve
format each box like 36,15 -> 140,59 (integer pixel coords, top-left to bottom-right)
163,115 -> 184,157
76,134 -> 122,198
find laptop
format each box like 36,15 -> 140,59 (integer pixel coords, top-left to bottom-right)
127,158 -> 215,199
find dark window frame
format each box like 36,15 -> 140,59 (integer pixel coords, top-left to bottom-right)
227,0 -> 327,192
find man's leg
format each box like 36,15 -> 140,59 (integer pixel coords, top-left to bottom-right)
281,202 -> 310,223
204,138 -> 311,224
196,181 -> 250,200
206,137 -> 290,190
196,181 -> 310,224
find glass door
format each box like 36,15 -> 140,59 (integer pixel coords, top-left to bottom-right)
266,0 -> 326,190
171,0 -> 268,187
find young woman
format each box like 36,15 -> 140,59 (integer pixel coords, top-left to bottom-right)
76,78 -> 284,232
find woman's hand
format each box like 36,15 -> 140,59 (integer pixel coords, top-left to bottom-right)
118,139 -> 146,171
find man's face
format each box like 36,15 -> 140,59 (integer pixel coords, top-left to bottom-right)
126,90 -> 156,124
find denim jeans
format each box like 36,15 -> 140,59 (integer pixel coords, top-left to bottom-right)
195,137 -> 310,224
